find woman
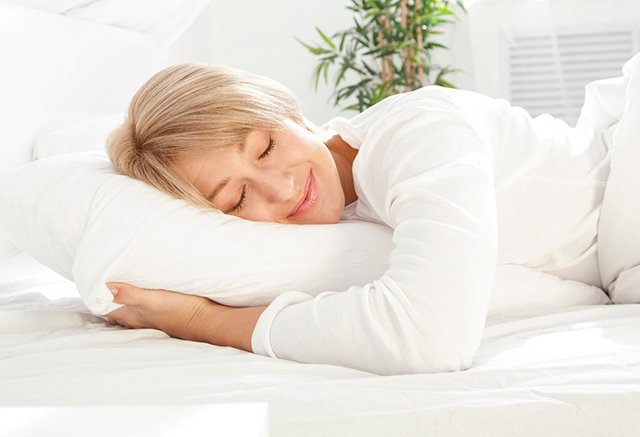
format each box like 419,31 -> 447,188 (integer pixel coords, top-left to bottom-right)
104,61 -> 627,375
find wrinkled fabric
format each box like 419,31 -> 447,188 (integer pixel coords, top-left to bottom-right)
595,52 -> 640,303
2,253 -> 640,436
253,83 -> 612,375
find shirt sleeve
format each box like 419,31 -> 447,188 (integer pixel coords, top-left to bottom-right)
252,88 -> 499,375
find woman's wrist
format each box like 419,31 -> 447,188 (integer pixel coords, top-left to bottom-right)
190,301 -> 267,353
105,283 -> 267,354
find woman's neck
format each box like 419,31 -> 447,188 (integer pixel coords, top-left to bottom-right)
326,134 -> 358,206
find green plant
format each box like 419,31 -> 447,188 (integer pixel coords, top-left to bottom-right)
299,0 -> 466,112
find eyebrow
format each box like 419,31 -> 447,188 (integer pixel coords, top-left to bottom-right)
206,141 -> 247,203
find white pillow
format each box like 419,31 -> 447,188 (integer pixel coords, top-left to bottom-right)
0,2 -> 161,258
33,113 -> 125,160
0,152 -> 394,315
0,3 -> 160,177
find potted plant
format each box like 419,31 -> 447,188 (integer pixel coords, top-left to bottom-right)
299,0 -> 466,112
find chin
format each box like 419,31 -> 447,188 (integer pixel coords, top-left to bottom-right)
292,214 -> 339,225
316,204 -> 344,225
316,216 -> 341,225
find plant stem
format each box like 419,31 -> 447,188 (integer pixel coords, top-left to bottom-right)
416,0 -> 424,86
401,0 -> 411,92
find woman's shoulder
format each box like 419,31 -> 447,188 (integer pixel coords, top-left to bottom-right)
339,86 -> 488,127
323,86 -> 464,148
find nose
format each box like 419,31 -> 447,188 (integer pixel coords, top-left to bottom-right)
258,169 -> 296,203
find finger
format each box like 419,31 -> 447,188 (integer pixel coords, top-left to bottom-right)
106,282 -> 150,306
106,317 -> 129,328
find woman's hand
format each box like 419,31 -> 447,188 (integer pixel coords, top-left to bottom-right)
104,283 -> 266,352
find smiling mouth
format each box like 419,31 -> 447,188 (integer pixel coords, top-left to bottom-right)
288,171 -> 317,218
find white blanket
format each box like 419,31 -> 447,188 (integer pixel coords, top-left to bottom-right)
591,52 -> 640,303
1,253 -> 639,436
253,74 -> 617,373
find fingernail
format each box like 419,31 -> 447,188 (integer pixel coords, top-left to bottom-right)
108,285 -> 118,297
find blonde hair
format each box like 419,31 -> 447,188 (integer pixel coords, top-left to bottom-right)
107,63 -> 305,207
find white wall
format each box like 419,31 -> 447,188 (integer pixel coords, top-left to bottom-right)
446,0 -> 640,99
166,0 -> 354,125
166,0 -> 640,123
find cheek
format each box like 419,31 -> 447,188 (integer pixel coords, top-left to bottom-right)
320,174 -> 345,223
314,144 -> 336,172
326,203 -> 345,224
320,153 -> 343,195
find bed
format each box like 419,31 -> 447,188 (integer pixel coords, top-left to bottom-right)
2,252 -> 640,436
1,2 -> 640,436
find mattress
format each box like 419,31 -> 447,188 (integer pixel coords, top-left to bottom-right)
1,252 -> 639,436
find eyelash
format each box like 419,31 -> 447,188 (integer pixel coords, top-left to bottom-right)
229,187 -> 246,214
229,136 -> 274,214
259,137 -> 275,159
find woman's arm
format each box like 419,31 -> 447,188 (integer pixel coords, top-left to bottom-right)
108,89 -> 499,375
252,90 -> 499,375
105,283 -> 266,352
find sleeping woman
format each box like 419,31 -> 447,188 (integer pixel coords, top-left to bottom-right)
103,60 -> 638,375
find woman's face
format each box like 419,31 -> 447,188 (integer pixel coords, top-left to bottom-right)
175,119 -> 346,224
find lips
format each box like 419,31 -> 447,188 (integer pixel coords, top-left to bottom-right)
288,171 -> 317,218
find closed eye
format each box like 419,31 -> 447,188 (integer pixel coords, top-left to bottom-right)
259,137 -> 275,159
228,186 -> 246,214
227,135 -> 273,214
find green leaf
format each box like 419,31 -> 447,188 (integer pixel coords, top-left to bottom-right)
299,0 -> 464,110
374,46 -> 397,58
323,62 -> 330,85
415,12 -> 436,25
434,66 -> 460,88
457,1 -> 468,15
364,10 -> 378,19
312,62 -> 326,90
335,66 -> 347,87
339,32 -> 348,51
362,60 -> 379,76
425,41 -> 447,50
437,78 -> 455,88
316,27 -> 336,49
394,40 -> 413,50
436,6 -> 455,16
296,37 -> 335,55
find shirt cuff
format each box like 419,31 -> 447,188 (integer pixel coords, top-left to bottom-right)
251,291 -> 314,358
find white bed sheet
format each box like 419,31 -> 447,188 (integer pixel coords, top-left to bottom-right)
1,253 -> 639,436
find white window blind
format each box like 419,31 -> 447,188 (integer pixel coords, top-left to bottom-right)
503,26 -> 640,126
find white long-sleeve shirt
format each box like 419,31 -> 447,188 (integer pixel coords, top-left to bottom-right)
251,86 -> 611,375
